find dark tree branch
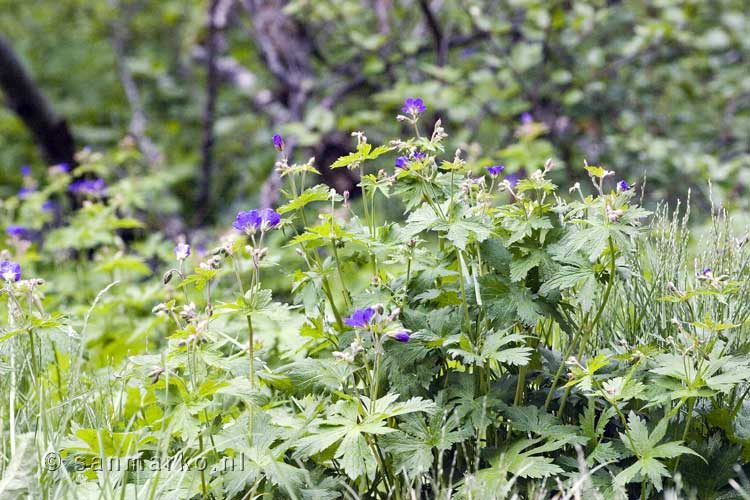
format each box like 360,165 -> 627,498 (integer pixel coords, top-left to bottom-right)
191,47 -> 289,123
418,0 -> 447,65
194,0 -> 224,225
0,33 -> 76,166
109,1 -> 161,164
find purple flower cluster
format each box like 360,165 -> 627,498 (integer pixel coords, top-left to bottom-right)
486,165 -> 504,177
69,178 -> 106,197
617,180 -> 630,192
395,151 -> 426,170
273,134 -> 285,152
402,97 -> 426,115
343,306 -> 411,342
233,208 -> 281,235
0,260 -> 21,282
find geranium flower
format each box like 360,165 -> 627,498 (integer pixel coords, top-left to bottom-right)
402,97 -> 426,115
175,243 -> 191,260
395,156 -> 409,169
0,260 -> 21,282
17,187 -> 35,199
505,173 -> 520,187
6,225 -> 27,239
69,178 -> 106,197
233,208 -> 281,234
486,165 -> 504,177
344,307 -> 375,328
390,330 -> 410,342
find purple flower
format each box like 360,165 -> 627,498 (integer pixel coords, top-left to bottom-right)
396,152 -> 427,170
521,112 -> 533,124
272,134 -> 285,152
233,210 -> 262,234
402,97 -> 426,115
259,208 -> 281,230
344,307 -> 375,328
0,260 -> 21,282
395,156 -> 409,169
233,208 -> 281,234
42,200 -> 57,212
698,268 -> 712,277
20,165 -> 31,177
69,178 -> 106,197
486,165 -> 504,177
175,243 -> 191,260
391,330 -> 410,342
17,187 -> 35,199
617,180 -> 630,192
505,173 -> 520,187
52,162 -> 71,173
6,225 -> 27,239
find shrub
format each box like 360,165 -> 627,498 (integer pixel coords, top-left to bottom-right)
2,102 -> 750,499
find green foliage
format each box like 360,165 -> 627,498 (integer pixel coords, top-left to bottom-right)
3,70 -> 750,500
2,0 -> 749,220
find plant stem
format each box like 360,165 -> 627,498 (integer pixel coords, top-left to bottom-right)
198,433 -> 207,498
246,314 -> 255,444
673,398 -> 695,472
558,237 -> 617,415
27,328 -> 38,381
330,242 -> 352,308
514,366 -> 527,406
544,336 -> 578,410
456,250 -> 471,330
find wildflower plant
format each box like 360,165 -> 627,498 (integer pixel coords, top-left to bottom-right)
3,105 -> 750,499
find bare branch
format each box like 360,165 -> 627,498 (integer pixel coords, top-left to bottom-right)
109,1 -> 161,164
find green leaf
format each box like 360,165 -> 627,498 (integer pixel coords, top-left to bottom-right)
278,184 -> 331,214
510,251 -> 543,282
584,166 -> 607,178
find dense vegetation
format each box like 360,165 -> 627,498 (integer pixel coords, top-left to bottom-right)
2,105 -> 750,498
2,1 -> 750,499
2,0 -> 749,218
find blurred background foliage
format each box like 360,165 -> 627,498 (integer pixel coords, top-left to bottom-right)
1,0 -> 749,225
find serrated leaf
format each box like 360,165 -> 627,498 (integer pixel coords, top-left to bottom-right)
278,184 -> 331,214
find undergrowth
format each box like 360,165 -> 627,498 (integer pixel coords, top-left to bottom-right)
2,101 -> 750,499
